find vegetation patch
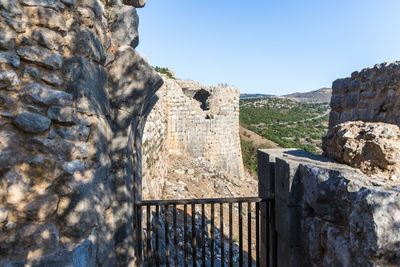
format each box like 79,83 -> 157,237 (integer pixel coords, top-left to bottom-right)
240,97 -> 329,155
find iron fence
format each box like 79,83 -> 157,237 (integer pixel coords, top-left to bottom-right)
135,196 -> 276,267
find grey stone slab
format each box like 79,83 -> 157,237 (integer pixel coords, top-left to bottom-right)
275,199 -> 302,247
13,112 -> 51,133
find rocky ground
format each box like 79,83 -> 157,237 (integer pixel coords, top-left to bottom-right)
159,154 -> 258,200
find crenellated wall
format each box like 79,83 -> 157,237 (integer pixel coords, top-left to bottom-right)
142,76 -> 244,199
0,0 -> 162,266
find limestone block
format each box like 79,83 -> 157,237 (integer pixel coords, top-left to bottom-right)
1,11 -> 27,32
13,112 -> 51,133
47,106 -> 77,123
0,31 -> 17,50
332,77 -> 350,94
41,72 -> 63,86
63,56 -> 109,115
350,187 -> 400,263
25,7 -> 67,32
22,82 -> 73,106
53,125 -> 91,141
275,157 -> 302,205
17,45 -> 63,70
275,198 -> 302,246
31,28 -> 64,50
0,51 -> 20,68
19,0 -> 66,9
68,29 -> 105,63
0,0 -> 23,15
330,94 -> 344,110
0,71 -> 19,89
108,3 -> 139,48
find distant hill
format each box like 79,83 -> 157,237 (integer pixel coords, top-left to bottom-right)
240,93 -> 273,99
281,87 -> 332,103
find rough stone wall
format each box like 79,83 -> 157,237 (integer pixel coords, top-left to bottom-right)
329,61 -> 400,129
142,76 -> 244,198
258,149 -> 400,267
0,0 -> 162,266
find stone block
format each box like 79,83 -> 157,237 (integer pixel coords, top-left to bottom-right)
277,237 -> 302,267
17,45 -> 62,70
22,83 -> 73,106
63,56 -> 109,115
328,110 -> 340,128
275,199 -> 302,247
330,94 -> 344,110
332,78 -> 350,94
345,93 -> 359,108
350,187 -> 400,262
13,112 -> 51,133
275,157 -> 302,205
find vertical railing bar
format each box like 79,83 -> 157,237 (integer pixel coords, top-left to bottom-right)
266,201 -> 270,267
191,204 -> 196,265
136,204 -> 143,267
220,202 -> 224,267
201,203 -> 206,267
211,203 -> 215,267
184,204 -> 188,267
270,200 -> 277,267
248,202 -> 252,267
156,205 -> 160,267
229,203 -> 233,267
146,205 -> 151,265
256,202 -> 260,267
173,205 -> 178,267
239,202 -> 243,267
165,205 -> 170,267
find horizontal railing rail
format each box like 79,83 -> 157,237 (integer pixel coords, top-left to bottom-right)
135,196 -> 276,267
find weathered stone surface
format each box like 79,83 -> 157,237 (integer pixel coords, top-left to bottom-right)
78,0 -> 104,17
350,188 -> 400,263
31,28 -> 63,50
0,31 -> 17,50
0,0 -> 23,15
13,112 -> 51,133
109,4 -> 139,48
25,7 -> 67,32
19,0 -> 66,9
41,72 -> 62,85
22,83 -> 72,106
17,45 -> 62,70
123,0 -> 146,8
0,71 -> 19,89
69,29 -> 104,63
1,171 -> 30,204
323,121 -> 400,175
20,193 -> 59,221
63,56 -> 108,115
47,106 -> 77,123
0,204 -> 8,222
53,125 -> 90,141
1,11 -> 27,32
108,46 -> 162,115
0,51 -> 20,68
29,137 -> 75,160
23,66 -> 40,81
62,160 -> 86,174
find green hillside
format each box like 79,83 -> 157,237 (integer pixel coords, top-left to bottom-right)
240,97 -> 329,155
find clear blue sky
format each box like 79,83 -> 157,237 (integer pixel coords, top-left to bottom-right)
136,0 -> 400,95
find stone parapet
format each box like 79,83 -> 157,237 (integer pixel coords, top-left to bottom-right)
258,149 -> 400,267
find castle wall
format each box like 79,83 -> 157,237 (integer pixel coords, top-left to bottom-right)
142,77 -> 244,199
329,61 -> 400,129
0,0 -> 161,265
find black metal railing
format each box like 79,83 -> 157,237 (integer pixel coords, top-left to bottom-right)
135,196 -> 276,267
